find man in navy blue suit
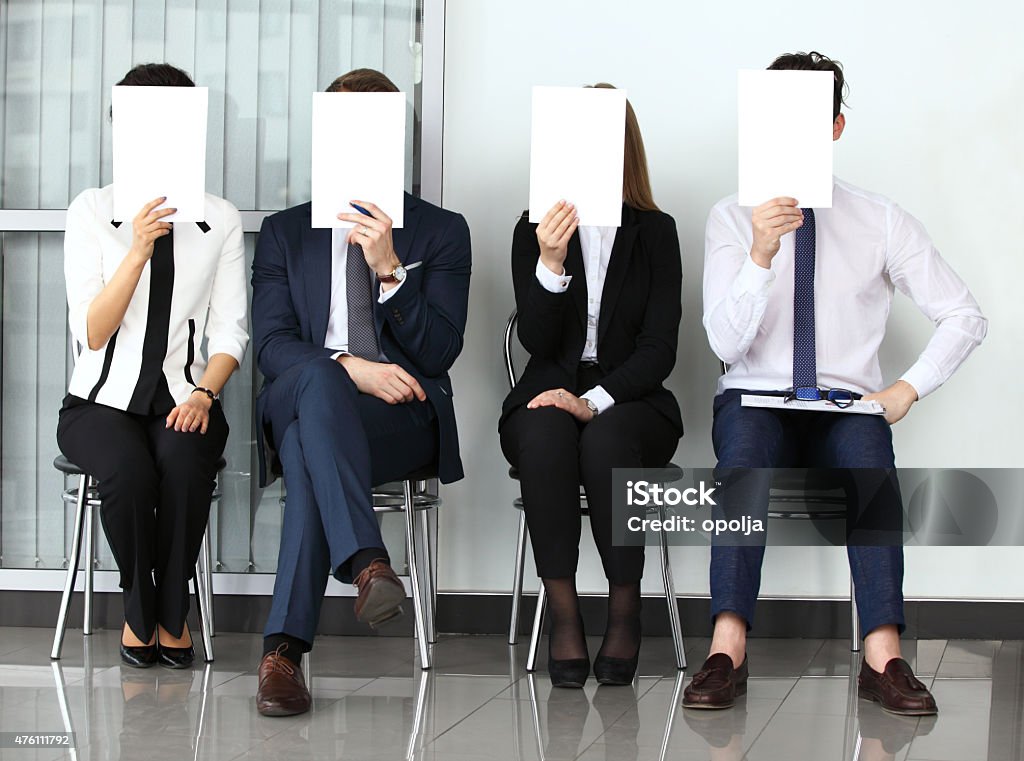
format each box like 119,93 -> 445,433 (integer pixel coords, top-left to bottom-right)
250,69 -> 471,717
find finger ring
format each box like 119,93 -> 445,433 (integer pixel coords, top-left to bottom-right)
557,391 -> 565,398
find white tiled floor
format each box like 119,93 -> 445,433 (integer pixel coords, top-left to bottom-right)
0,628 -> 1019,760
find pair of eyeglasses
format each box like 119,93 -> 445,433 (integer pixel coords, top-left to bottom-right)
784,387 -> 856,409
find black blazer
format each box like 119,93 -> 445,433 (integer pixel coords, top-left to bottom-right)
252,193 -> 472,486
500,203 -> 683,434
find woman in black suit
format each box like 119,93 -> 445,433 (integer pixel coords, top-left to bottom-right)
500,85 -> 683,687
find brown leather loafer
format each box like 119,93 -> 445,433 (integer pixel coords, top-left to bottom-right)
353,559 -> 405,628
256,645 -> 311,717
858,657 -> 938,716
682,653 -> 748,709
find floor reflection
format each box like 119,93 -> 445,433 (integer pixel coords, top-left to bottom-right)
8,632 -> 1020,760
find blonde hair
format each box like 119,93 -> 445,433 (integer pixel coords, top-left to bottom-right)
588,83 -> 658,212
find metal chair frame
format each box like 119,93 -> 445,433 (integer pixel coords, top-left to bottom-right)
50,457 -> 219,662
503,310 -> 687,672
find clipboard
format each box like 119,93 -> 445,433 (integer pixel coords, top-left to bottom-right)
741,394 -> 885,416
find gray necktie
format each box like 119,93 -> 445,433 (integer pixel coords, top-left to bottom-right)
346,241 -> 380,360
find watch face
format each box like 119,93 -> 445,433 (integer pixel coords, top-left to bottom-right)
394,265 -> 408,282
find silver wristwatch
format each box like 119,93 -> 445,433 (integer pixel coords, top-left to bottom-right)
584,398 -> 599,416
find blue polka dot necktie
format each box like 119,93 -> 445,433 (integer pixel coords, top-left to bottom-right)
792,208 -> 817,398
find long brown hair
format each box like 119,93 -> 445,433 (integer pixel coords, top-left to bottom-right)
588,83 -> 658,212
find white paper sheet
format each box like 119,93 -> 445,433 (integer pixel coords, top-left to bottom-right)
737,70 -> 834,208
529,86 -> 627,227
112,86 -> 208,222
311,91 -> 406,229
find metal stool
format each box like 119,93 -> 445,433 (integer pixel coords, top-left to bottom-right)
767,468 -> 860,651
50,455 -> 224,662
502,309 -> 686,672
279,466 -> 441,669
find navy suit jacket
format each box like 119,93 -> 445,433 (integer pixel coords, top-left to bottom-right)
251,192 -> 472,486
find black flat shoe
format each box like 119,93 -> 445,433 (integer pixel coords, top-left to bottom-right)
120,643 -> 158,668
158,645 -> 195,669
593,650 -> 640,685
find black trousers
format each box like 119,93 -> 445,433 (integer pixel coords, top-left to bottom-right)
499,370 -> 679,584
56,395 -> 229,642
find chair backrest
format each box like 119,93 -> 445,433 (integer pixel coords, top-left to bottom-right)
503,310 -> 520,391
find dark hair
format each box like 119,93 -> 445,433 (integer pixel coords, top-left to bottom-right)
326,68 -> 399,93
767,51 -> 847,120
116,63 -> 195,88
110,64 -> 194,120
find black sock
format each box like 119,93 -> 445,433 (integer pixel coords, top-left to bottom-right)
351,547 -> 391,579
598,582 -> 642,660
263,633 -> 307,666
544,577 -> 587,661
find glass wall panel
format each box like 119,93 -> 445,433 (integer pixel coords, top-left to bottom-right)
0,0 -> 423,573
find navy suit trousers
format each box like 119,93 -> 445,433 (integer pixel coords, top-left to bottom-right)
262,357 -> 436,645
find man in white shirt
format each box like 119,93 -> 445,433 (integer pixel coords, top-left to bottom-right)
684,51 -> 986,714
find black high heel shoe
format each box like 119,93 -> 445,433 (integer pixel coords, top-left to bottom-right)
594,623 -> 642,685
593,650 -> 640,685
548,645 -> 590,689
157,627 -> 195,669
120,642 -> 159,668
547,620 -> 590,688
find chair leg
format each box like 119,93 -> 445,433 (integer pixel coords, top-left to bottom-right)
83,485 -> 96,636
194,570 -> 214,662
525,581 -> 546,673
508,511 -> 528,645
416,494 -> 437,644
659,511 -> 686,670
404,480 -> 431,669
201,520 -> 216,637
52,475 -> 88,660
850,576 -> 860,652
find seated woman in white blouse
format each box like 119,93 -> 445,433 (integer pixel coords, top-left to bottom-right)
57,63 -> 248,670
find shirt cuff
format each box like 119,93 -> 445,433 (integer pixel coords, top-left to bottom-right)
330,350 -> 349,361
581,385 -> 615,414
899,359 -> 941,401
378,277 -> 405,303
735,255 -> 776,294
535,257 -> 571,293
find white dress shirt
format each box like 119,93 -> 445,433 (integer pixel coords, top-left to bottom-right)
325,227 -> 405,357
535,225 -> 617,413
64,185 -> 249,410
703,177 -> 987,398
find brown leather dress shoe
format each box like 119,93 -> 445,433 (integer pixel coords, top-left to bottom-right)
353,559 -> 406,628
682,653 -> 748,710
858,657 -> 938,716
256,645 -> 311,717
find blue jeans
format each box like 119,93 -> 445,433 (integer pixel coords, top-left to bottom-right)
710,388 -> 905,637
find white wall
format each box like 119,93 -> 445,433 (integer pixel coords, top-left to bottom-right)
437,0 -> 1024,600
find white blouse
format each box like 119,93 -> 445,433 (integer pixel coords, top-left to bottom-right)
64,185 -> 249,412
